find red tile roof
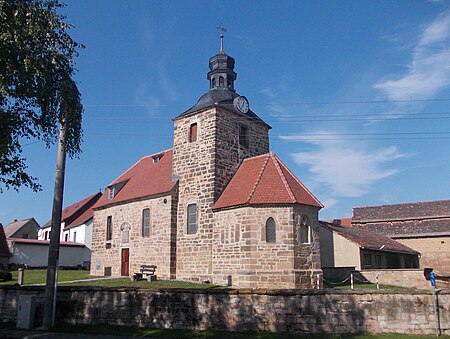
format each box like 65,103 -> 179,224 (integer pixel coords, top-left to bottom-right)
94,149 -> 177,210
0,226 -> 9,258
43,192 -> 102,229
8,238 -> 85,247
319,221 -> 419,255
213,153 -> 323,210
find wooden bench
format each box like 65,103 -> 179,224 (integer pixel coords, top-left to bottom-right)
132,265 -> 157,282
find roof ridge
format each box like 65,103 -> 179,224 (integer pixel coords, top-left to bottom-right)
246,153 -> 271,204
274,154 -> 324,208
270,152 -> 296,203
354,199 -> 450,210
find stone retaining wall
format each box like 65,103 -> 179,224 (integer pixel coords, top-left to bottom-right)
0,286 -> 449,335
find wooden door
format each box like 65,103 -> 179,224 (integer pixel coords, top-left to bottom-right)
121,248 -> 129,276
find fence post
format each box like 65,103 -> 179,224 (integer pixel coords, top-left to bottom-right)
376,273 -> 379,290
350,273 -> 354,290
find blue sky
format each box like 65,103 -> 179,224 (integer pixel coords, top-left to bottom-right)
2,0 -> 450,226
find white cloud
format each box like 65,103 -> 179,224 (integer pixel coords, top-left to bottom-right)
375,11 -> 450,100
282,133 -> 405,197
133,83 -> 160,114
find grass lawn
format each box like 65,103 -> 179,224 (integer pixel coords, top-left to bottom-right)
61,277 -> 220,289
52,324 -> 436,338
0,269 -> 93,286
0,269 -> 221,289
332,283 -> 403,290
0,269 -> 404,290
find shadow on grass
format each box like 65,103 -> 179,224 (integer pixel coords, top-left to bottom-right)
52,324 -> 436,338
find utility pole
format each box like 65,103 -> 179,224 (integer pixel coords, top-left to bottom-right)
43,123 -> 67,329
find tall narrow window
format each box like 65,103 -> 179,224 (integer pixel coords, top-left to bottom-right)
300,215 -> 311,244
65,234 -> 68,242
108,187 -> 115,200
189,123 -> 198,143
187,203 -> 197,235
106,216 -> 113,241
239,125 -> 249,147
142,208 -> 150,237
219,76 -> 224,86
265,217 -> 276,243
73,232 -> 77,242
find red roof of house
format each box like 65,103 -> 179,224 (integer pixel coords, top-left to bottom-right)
0,226 -> 9,257
43,192 -> 102,229
213,153 -> 323,210
7,238 -> 85,247
94,149 -> 177,210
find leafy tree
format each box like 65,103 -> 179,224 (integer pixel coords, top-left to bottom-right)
0,0 -> 83,192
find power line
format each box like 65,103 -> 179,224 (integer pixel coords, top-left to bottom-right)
83,97 -> 450,107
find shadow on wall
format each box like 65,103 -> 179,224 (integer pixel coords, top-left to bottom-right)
52,289 -> 369,333
1,286 -> 444,335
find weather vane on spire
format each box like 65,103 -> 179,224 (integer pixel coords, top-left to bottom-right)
217,24 -> 227,54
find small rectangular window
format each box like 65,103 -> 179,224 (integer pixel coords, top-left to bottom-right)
106,216 -> 113,241
142,208 -> 150,237
187,203 -> 197,234
189,123 -> 198,143
73,232 -> 77,243
239,125 -> 249,147
65,234 -> 69,242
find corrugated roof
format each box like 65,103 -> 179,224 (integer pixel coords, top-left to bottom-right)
93,149 -> 177,210
319,221 -> 420,255
213,153 -> 322,210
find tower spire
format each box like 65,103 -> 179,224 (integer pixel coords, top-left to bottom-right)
217,24 -> 227,54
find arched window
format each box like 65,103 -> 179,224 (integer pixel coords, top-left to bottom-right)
189,123 -> 197,143
219,76 -> 224,86
187,203 -> 197,234
265,217 -> 276,243
142,208 -> 150,237
300,215 -> 312,244
212,78 -> 216,88
121,223 -> 130,244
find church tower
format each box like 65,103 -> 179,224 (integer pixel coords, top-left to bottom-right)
172,38 -> 271,281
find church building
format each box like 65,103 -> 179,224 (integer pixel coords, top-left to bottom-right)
90,40 -> 323,288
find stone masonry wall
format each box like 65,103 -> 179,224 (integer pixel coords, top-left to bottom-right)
293,205 -> 322,287
91,192 -> 176,279
172,107 -> 269,283
1,286 -> 449,335
213,108 -> 270,201
213,206 -> 295,288
396,236 -> 450,275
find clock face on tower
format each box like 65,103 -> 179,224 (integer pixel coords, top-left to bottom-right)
234,96 -> 249,114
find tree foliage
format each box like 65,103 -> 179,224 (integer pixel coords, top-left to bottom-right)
0,0 -> 83,192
